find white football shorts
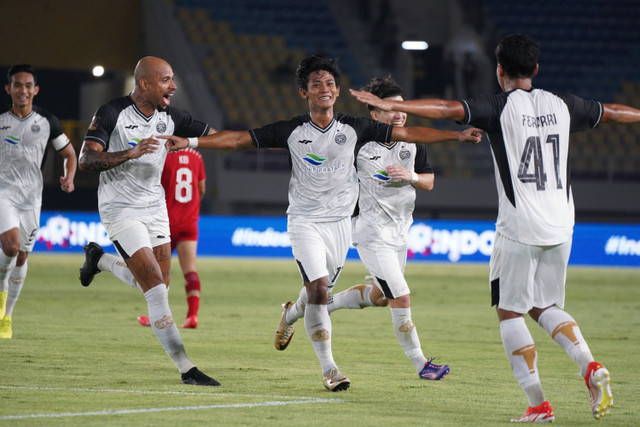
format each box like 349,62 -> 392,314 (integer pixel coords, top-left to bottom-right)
287,217 -> 351,291
103,211 -> 170,259
490,231 -> 571,314
356,244 -> 410,299
0,198 -> 40,252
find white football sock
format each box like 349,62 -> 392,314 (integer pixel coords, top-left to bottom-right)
391,307 -> 427,372
144,285 -> 194,373
500,317 -> 545,407
98,253 -> 141,290
285,286 -> 307,324
538,306 -> 594,377
328,284 -> 375,312
5,260 -> 27,317
0,252 -> 17,293
304,303 -> 336,375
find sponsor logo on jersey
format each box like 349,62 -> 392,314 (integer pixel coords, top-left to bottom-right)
303,153 -> 326,166
298,139 -> 312,144
373,169 -> 391,181
369,155 -> 381,160
88,115 -> 100,131
334,133 -> 346,145
156,121 -> 167,133
128,137 -> 141,147
399,149 -> 410,160
125,124 -> 138,129
0,125 -> 10,130
3,135 -> 19,145
31,123 -> 40,133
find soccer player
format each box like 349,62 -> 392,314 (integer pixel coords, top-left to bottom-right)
137,148 -> 206,329
160,55 -> 482,391
350,33 -> 640,421
276,75 -> 450,381
77,56 -> 219,386
0,64 -> 77,339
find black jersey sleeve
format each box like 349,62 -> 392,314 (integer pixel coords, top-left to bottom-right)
459,93 -> 508,132
33,106 -> 64,140
339,114 -> 393,144
169,107 -> 211,138
558,93 -> 603,132
249,115 -> 307,149
414,144 -> 434,174
84,98 -> 125,150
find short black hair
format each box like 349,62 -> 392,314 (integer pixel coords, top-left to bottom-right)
495,34 -> 540,79
295,55 -> 341,90
361,75 -> 404,111
7,64 -> 38,86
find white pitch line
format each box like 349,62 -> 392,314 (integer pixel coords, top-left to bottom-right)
0,385 -> 334,401
0,385 -> 346,421
0,399 -> 342,420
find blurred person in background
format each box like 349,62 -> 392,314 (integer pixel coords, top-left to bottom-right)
137,148 -> 206,329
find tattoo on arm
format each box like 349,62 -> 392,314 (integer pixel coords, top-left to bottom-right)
80,149 -> 131,171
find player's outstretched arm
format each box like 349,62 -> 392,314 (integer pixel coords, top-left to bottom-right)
601,103 -> 640,123
349,89 -> 466,121
393,126 -> 482,145
161,130 -> 254,152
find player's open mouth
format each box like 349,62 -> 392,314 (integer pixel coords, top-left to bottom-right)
162,93 -> 173,107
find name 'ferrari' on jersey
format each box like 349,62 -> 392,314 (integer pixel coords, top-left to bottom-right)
250,113 -> 392,222
0,106 -> 70,209
84,96 -> 210,222
461,88 -> 602,245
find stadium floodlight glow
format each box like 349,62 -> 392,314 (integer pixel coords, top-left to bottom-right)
401,41 -> 429,51
92,65 -> 105,77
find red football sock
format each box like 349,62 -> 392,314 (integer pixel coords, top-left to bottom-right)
184,272 -> 201,318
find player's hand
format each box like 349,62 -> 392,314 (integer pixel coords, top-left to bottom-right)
158,135 -> 188,152
385,165 -> 411,181
129,136 -> 160,158
382,165 -> 413,187
60,175 -> 75,193
458,127 -> 483,144
349,89 -> 393,111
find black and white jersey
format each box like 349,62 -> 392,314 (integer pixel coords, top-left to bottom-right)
353,141 -> 432,249
0,106 -> 70,209
250,113 -> 393,222
84,96 -> 210,221
460,89 -> 602,245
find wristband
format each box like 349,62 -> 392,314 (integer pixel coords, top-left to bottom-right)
410,171 -> 419,184
187,137 -> 198,148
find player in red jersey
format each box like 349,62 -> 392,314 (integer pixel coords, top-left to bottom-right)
138,148 -> 206,328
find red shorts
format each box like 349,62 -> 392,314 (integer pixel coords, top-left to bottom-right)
170,222 -> 198,252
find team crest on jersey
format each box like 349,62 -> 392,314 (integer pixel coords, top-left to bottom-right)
31,123 -> 40,133
399,148 -> 410,160
156,121 -> 167,133
334,133 -> 346,145
88,115 -> 100,131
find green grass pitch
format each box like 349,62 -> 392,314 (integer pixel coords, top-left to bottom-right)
1,254 -> 639,425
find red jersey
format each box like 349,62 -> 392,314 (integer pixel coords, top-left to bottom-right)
161,148 -> 206,227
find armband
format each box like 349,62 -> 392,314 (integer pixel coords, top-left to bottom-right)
410,171 -> 419,185
188,137 -> 198,148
